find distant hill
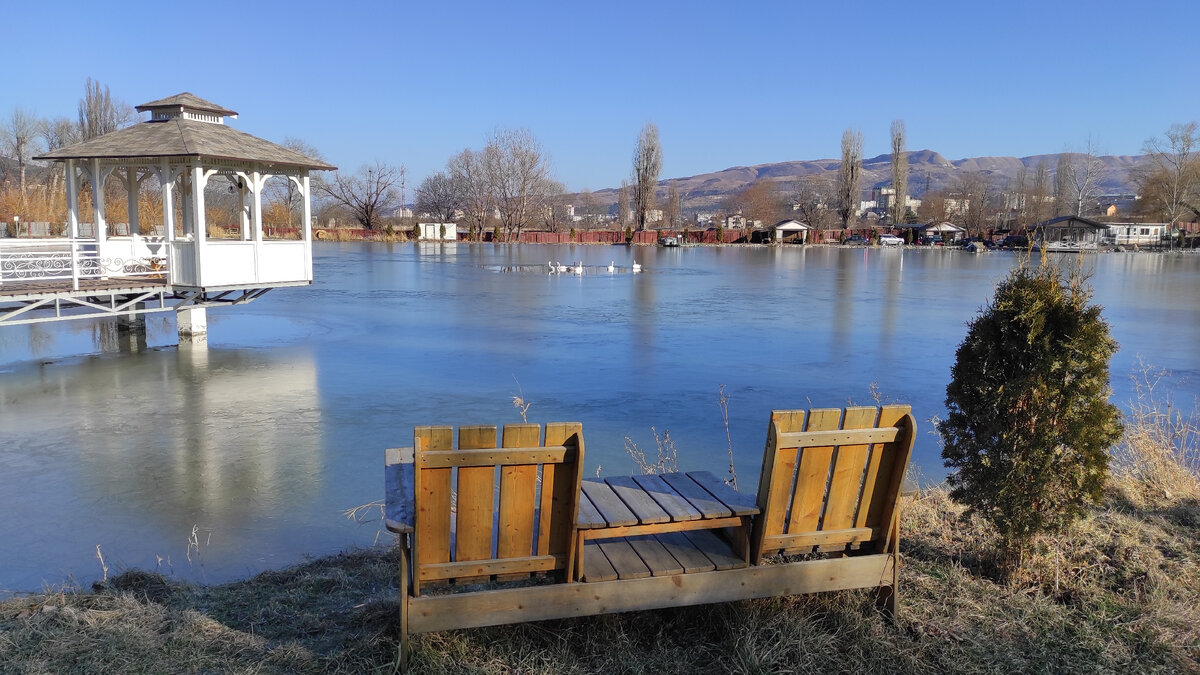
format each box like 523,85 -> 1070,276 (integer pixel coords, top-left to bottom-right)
580,150 -> 1149,214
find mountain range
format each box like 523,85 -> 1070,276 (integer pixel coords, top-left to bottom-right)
582,150 -> 1150,213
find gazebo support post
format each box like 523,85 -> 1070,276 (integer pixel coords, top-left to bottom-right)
178,306 -> 207,342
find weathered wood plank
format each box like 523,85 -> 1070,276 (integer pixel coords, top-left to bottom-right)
632,473 -> 702,522
544,423 -> 585,581
778,427 -> 899,448
497,424 -> 540,560
822,407 -> 878,531
419,446 -> 571,468
685,471 -> 758,516
407,554 -> 895,634
764,527 -> 879,552
760,412 -> 803,541
576,491 -> 606,529
385,447 -> 415,534
787,409 -> 841,534
455,426 -> 498,563
596,538 -> 652,579
683,528 -> 746,570
581,480 -> 639,527
866,407 -> 914,554
626,535 -> 684,577
580,540 -> 617,582
417,554 -> 563,582
415,426 -> 453,568
604,475 -> 671,524
661,472 -> 731,519
655,531 -> 716,574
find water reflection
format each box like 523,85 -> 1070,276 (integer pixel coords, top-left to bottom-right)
0,345 -> 322,591
1,244 -> 1198,593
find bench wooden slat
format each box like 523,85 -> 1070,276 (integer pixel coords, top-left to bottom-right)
777,427 -> 899,448
862,406 -> 914,552
576,490 -> 606,529
662,472 -> 732,518
683,529 -> 745,571
597,538 -> 651,579
604,475 -> 671,524
763,527 -> 879,552
415,426 -> 454,570
580,540 -> 617,582
626,535 -> 684,577
419,446 -> 571,468
788,408 -> 841,533
544,422 -> 585,577
655,531 -> 716,573
822,407 -> 879,531
407,555 -> 896,634
632,474 -> 702,522
581,480 -> 639,527
758,411 -> 804,545
418,554 -> 563,582
455,426 -> 498,563
498,424 -> 541,562
685,470 -> 758,516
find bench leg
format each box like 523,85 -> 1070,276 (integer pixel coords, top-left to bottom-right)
398,536 -> 412,672
875,518 -> 900,622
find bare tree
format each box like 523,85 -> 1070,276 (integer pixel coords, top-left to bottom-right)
664,182 -> 681,230
42,116 -> 80,151
1135,122 -> 1200,224
632,123 -> 662,230
617,180 -> 630,227
318,161 -> 404,229
1057,139 -> 1105,217
959,171 -> 994,236
890,120 -> 908,225
485,127 -> 553,240
415,170 -> 463,223
1027,160 -> 1051,226
836,129 -> 863,231
536,179 -> 568,232
447,148 -> 492,240
77,78 -> 134,141
2,107 -> 46,196
261,137 -> 327,225
792,174 -> 836,237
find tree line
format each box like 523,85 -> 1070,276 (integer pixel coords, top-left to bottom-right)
4,81 -> 1198,239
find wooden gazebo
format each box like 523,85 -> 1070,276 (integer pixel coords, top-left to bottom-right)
4,92 -> 336,339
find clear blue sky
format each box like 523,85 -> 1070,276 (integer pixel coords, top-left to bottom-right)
3,1 -> 1195,192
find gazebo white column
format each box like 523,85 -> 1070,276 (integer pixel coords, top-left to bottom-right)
300,174 -> 313,281
179,163 -> 212,342
90,158 -> 109,244
65,160 -> 79,239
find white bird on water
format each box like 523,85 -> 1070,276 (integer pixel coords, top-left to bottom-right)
632,261 -> 642,273
572,261 -> 584,275
607,261 -> 615,272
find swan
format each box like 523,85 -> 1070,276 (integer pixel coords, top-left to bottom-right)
552,261 -> 567,272
547,261 -> 557,273
607,261 -> 615,273
572,261 -> 584,275
632,262 -> 642,273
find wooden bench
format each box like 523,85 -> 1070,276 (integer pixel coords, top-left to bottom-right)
385,406 -> 915,669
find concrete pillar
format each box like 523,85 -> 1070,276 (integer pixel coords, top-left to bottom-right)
119,302 -> 147,333
178,306 -> 207,342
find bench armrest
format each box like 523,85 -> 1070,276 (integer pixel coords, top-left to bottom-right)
385,447 -> 415,534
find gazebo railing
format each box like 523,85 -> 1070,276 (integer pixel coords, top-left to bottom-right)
0,239 -> 168,289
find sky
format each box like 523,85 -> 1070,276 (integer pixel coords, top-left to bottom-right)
2,1 -> 1196,193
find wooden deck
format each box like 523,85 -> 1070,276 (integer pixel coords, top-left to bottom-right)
0,277 -> 170,300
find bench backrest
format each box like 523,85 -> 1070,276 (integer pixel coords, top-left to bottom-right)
750,405 -> 915,563
412,422 -> 584,593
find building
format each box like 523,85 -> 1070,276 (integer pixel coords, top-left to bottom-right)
1104,222 -> 1166,246
1031,216 -> 1108,251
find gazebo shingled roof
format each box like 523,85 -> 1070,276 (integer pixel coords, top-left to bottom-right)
34,92 -> 335,171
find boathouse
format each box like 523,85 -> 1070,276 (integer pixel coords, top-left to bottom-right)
1,92 -> 334,339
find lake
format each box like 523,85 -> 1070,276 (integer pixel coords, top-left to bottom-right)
1,243 -> 1197,593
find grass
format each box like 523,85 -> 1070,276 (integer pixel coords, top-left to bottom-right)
3,393 -> 1198,673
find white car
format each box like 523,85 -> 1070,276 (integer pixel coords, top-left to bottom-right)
879,234 -> 904,246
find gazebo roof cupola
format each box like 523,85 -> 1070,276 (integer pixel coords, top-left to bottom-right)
136,92 -> 238,125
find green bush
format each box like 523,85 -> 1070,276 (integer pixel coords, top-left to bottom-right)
410,223 -> 420,239
940,262 -> 1123,566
